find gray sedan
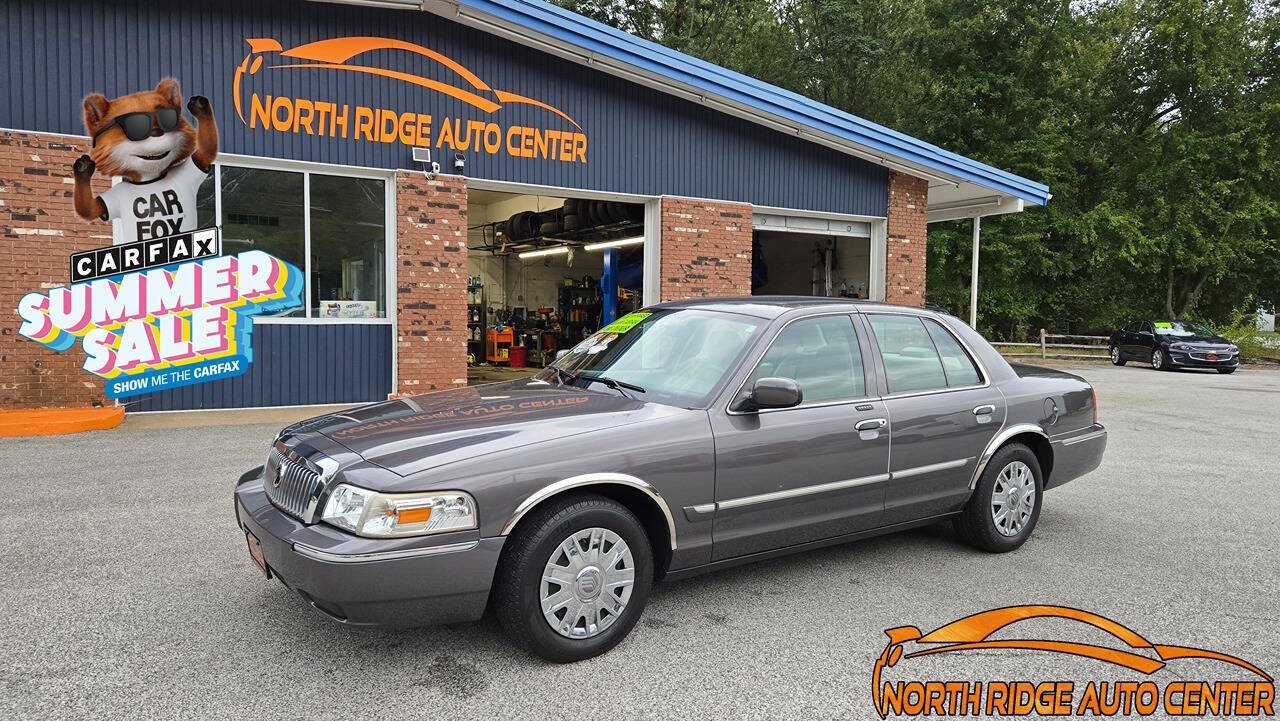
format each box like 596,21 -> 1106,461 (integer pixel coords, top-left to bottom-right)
234,297 -> 1107,662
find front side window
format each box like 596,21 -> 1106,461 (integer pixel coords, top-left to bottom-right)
747,315 -> 865,402
868,314 -> 948,394
923,318 -> 982,386
540,309 -> 764,408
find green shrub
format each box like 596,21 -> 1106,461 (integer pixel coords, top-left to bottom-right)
1206,312 -> 1277,363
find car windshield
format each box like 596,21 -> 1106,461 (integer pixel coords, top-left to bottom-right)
536,308 -> 764,408
1153,320 -> 1213,337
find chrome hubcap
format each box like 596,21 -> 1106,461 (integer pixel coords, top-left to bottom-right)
1111,347 -> 1119,362
1153,350 -> 1162,368
991,461 -> 1035,537
540,527 -> 635,639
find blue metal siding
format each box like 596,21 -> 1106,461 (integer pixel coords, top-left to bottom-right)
126,324 -> 393,411
1,0 -> 887,216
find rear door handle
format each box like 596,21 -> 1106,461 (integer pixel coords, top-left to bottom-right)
855,418 -> 887,431
973,405 -> 995,416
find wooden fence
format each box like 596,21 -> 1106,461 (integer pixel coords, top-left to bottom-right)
991,329 -> 1110,360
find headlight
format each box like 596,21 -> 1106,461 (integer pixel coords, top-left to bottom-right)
1171,343 -> 1190,351
1229,345 -> 1239,354
321,484 -> 477,538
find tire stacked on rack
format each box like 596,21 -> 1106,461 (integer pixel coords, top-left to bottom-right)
505,201 -> 643,241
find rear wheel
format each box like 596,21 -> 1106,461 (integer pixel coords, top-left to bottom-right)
493,494 -> 653,662
1110,346 -> 1126,366
955,443 -> 1043,553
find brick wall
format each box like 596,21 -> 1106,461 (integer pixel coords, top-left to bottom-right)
658,196 -> 752,301
394,171 -> 468,396
0,130 -> 109,409
885,171 -> 929,307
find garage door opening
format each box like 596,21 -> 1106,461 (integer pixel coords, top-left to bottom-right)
467,188 -> 646,380
752,230 -> 872,299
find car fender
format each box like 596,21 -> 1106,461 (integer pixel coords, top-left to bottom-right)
499,472 -> 679,550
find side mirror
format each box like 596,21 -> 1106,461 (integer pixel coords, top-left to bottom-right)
555,349 -> 570,360
734,377 -> 803,412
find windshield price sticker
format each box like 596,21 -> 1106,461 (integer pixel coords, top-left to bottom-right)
1154,322 -> 1173,329
600,311 -> 651,335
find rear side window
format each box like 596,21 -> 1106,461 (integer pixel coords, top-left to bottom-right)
868,315 -> 948,393
748,315 -> 865,402
923,319 -> 982,386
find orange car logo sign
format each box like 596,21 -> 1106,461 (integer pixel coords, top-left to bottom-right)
233,36 -> 587,163
873,605 -> 1274,717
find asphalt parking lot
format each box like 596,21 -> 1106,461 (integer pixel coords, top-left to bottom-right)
3,364 -> 1278,720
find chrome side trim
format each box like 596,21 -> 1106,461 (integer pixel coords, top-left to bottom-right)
969,423 -> 1048,489
717,472 -> 890,511
683,503 -> 717,522
500,472 -> 679,550
292,540 -> 479,564
1060,429 -> 1107,446
891,457 -> 969,480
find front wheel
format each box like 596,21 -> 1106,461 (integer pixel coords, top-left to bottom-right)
493,494 -> 653,662
955,443 -> 1043,552
1110,346 -> 1126,366
1151,348 -> 1171,371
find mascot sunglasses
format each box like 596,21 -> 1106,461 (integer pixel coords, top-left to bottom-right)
91,107 -> 180,146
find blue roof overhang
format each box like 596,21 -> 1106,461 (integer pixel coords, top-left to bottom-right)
425,0 -> 1050,214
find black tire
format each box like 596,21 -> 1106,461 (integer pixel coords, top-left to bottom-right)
1218,367 -> 1237,374
562,213 -> 582,231
954,443 -> 1043,553
1109,346 -> 1126,366
493,494 -> 653,663
538,220 -> 563,236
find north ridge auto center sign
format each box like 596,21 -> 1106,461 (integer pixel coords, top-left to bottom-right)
17,229 -> 303,399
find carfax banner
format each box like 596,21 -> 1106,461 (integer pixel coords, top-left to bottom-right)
13,76 -> 302,399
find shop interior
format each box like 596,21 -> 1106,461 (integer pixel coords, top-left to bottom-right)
751,230 -> 872,299
466,189 -> 645,370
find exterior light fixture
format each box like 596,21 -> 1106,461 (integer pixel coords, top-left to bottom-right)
583,236 -> 644,251
517,246 -> 571,259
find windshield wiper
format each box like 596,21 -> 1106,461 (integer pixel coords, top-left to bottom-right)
582,375 -> 646,398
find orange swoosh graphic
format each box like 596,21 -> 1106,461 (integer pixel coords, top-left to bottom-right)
493,89 -> 581,129
1155,645 -> 1274,682
917,604 -> 1154,648
905,639 -> 1168,674
269,63 -> 502,114
281,36 -> 490,91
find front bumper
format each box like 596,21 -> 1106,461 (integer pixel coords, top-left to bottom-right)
1046,423 -> 1107,490
234,475 -> 503,626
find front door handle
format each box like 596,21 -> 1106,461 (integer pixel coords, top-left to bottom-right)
855,418 -> 887,431
973,405 -> 995,416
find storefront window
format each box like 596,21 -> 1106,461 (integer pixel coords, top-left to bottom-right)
309,175 -> 386,318
219,167 -> 306,317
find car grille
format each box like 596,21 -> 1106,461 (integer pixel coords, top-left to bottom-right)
264,446 -> 326,522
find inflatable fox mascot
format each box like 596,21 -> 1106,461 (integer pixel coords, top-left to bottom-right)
73,77 -> 217,245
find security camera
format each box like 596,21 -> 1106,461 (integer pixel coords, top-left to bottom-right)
454,152 -> 466,174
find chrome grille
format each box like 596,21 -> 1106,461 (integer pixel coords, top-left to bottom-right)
264,445 -> 326,522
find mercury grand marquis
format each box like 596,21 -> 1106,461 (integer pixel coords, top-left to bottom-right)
234,297 -> 1107,662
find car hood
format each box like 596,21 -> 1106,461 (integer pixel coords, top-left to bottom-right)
1156,333 -> 1230,345
281,379 -> 668,477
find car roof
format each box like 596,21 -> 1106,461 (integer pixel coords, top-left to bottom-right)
649,295 -> 943,319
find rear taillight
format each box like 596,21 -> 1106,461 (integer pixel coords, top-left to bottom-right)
1091,386 -> 1098,425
